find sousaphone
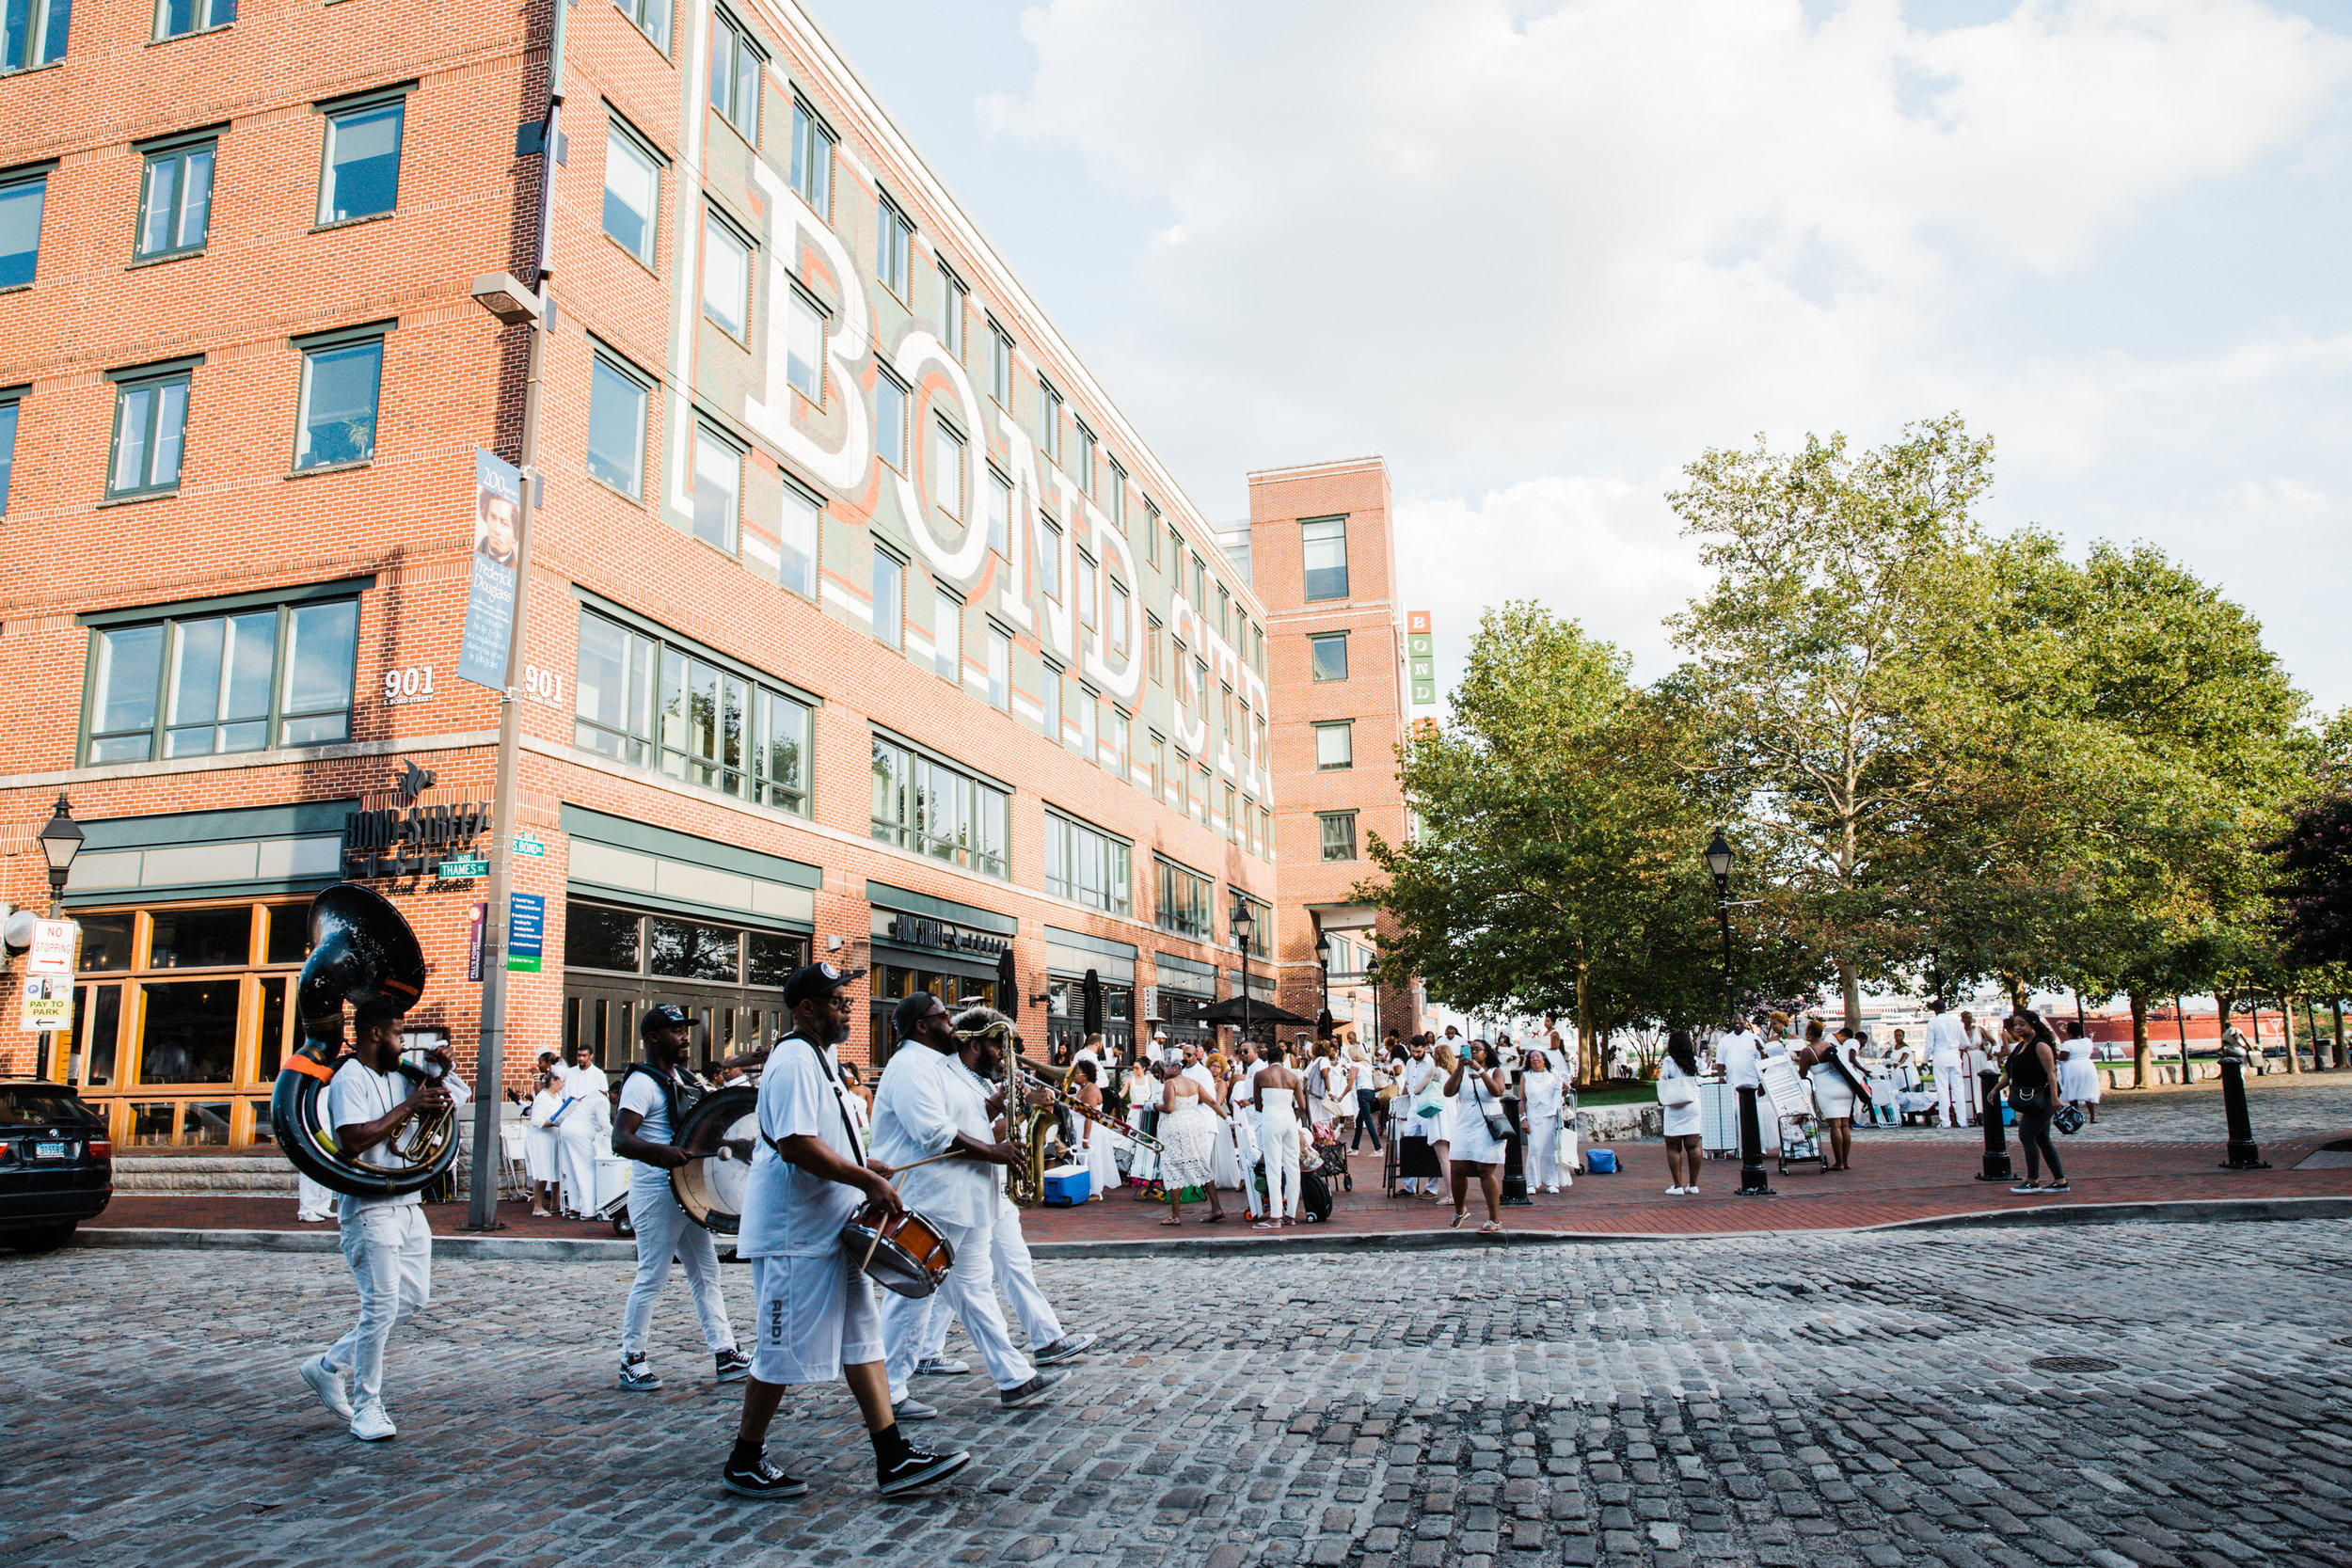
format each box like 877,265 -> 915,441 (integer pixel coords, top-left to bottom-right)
270,883 -> 457,1198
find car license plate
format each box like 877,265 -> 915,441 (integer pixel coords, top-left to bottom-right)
34,1142 -> 69,1159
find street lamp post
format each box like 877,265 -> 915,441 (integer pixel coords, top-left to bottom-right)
1313,926 -> 1332,1038
1707,829 -> 1771,1197
36,796 -> 84,1085
1231,895 -> 1256,1052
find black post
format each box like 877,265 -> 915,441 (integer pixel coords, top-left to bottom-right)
1974,1068 -> 2012,1181
2218,1055 -> 2268,1169
1715,896 -> 1735,1020
1736,1085 -> 1772,1196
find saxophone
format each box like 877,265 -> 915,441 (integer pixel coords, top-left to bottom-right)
1002,1055 -> 1066,1207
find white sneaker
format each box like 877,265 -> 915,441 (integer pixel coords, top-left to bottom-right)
300,1354 -> 353,1420
349,1402 -> 398,1442
1544,1184 -> 1559,1194
1665,1185 -> 1687,1196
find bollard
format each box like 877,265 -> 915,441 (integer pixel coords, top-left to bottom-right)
2218,1055 -> 2269,1169
1736,1085 -> 1773,1196
1973,1068 -> 2013,1181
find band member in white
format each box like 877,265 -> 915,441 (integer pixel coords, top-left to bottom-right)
298,1004 -> 469,1442
1928,1000 -> 1973,1129
875,997 -> 1063,1419
612,1004 -> 748,1390
724,963 -> 968,1501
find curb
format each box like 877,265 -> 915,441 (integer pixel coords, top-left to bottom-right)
67,1195 -> 2352,1263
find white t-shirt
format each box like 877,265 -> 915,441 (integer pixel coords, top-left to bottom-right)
326,1055 -> 471,1225
615,1067 -> 692,1189
1183,1062 -> 1216,1098
868,1044 -> 996,1229
1717,1030 -> 1762,1089
1928,1013 -> 1966,1061
736,1033 -> 867,1260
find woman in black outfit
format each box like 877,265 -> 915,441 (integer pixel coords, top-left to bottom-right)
1997,1010 -> 2069,1194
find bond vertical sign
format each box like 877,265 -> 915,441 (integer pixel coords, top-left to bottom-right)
1406,610 -> 1438,707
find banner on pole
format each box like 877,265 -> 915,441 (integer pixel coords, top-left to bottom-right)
457,448 -> 524,691
506,893 -> 545,974
466,900 -> 487,983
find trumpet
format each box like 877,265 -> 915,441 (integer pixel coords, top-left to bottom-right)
1013,1056 -> 1162,1154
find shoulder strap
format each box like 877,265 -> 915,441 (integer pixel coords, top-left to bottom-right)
764,1033 -> 866,1161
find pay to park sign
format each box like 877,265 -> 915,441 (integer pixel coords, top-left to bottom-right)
20,918 -> 76,1033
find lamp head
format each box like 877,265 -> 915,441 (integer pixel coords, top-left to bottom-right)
1703,829 -> 1733,882
38,795 -> 83,878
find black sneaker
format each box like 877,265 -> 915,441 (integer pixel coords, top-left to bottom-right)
714,1348 -> 751,1384
617,1354 -> 663,1391
722,1450 -> 808,1499
1030,1332 -> 1095,1366
998,1370 -> 1065,1410
877,1442 -> 971,1497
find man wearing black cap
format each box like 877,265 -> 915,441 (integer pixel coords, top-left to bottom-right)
612,1004 -> 748,1391
723,961 -> 969,1501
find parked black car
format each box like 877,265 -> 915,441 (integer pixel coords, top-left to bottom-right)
0,1080 -> 112,1252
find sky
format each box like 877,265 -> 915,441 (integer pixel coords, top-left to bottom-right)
801,0 -> 2352,718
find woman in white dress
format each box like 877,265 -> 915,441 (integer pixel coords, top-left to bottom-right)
1121,1055 -> 1161,1188
552,1043 -> 611,1219
2058,1021 -> 2103,1123
1800,1021 -> 1857,1172
1658,1031 -> 1706,1194
1206,1052 -> 1243,1193
1519,1049 -> 1570,1193
524,1054 -> 564,1217
1073,1059 -> 1123,1198
1155,1061 -> 1226,1225
1443,1038 -> 1510,1232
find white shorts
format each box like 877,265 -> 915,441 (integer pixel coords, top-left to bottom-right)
748,1250 -> 882,1386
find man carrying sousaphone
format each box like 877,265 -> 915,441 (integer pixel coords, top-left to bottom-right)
723,961 -> 970,1501
874,994 -> 1064,1419
612,1003 -> 750,1391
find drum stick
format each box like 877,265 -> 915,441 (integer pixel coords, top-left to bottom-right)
857,1148 -> 965,1271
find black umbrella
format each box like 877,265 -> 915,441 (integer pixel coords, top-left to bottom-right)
1082,969 -> 1104,1037
1187,995 -> 1318,1029
997,946 -> 1017,1019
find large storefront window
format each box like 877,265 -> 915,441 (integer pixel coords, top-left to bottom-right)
870,735 -> 1010,879
65,899 -> 308,1148
1155,857 -> 1212,940
84,594 -> 359,764
573,606 -> 813,815
1045,810 -> 1130,915
868,963 -> 999,1073
561,899 -> 805,1078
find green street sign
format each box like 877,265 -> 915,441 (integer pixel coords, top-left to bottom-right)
514,832 -> 546,857
437,858 -> 488,879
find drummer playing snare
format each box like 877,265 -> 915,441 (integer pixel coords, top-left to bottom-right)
612,1004 -> 749,1392
723,962 -> 973,1501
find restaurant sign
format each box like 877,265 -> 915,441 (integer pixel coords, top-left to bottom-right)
881,912 -> 1011,959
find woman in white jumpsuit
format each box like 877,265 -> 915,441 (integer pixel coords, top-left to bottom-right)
1519,1049 -> 1569,1193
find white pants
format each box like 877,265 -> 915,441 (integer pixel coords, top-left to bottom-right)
1527,1118 -> 1565,1187
1236,1110 -> 1264,1217
883,1212 -> 1032,1402
1259,1107 -> 1300,1220
296,1173 -> 336,1223
923,1198 -> 1066,1356
324,1204 -> 431,1410
619,1179 -> 736,1361
558,1119 -> 599,1214
1933,1059 -> 1973,1127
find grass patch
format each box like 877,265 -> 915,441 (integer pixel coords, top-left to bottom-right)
1574,1083 -> 1659,1108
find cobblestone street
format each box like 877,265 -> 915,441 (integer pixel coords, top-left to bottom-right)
6,1220 -> 2350,1567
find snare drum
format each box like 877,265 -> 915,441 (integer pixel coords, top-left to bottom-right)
838,1200 -> 955,1298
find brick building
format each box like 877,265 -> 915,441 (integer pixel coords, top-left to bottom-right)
1236,457 -> 1422,1046
0,0 -> 1346,1150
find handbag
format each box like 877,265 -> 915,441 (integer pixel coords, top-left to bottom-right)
2053,1103 -> 2086,1135
2009,1083 -> 2050,1115
1656,1070 -> 1698,1109
1470,1075 -> 1513,1143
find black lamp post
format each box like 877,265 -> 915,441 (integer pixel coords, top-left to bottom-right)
38,794 -> 84,916
1704,829 -> 1735,1018
1707,829 -> 1771,1196
1313,926 -> 1331,1036
1231,895 -> 1256,1050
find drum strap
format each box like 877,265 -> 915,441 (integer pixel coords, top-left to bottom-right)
758,1033 -> 866,1163
621,1061 -> 707,1139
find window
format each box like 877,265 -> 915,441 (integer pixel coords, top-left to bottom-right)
0,392 -> 17,513
1302,515 -> 1348,601
1315,721 -> 1353,769
1078,685 -> 1098,760
603,119 -> 662,266
1191,554 -> 1206,610
615,0 -> 670,52
701,210 -> 751,339
989,321 -> 1012,404
930,419 -> 963,517
875,368 -> 907,470
86,593 -> 358,764
1041,660 -> 1062,736
983,469 -> 1009,557
779,482 -> 818,598
1039,377 -> 1062,464
1146,499 -> 1163,565
785,284 -> 823,404
1155,858 -> 1212,939
156,0 -> 232,40
1047,812 -> 1130,915
1195,763 -> 1210,821
108,368 -> 191,497
0,170 -> 43,288
1166,522 -> 1183,582
871,735 -> 1009,879
1217,584 -> 1230,641
788,96 -> 833,215
318,98 -> 404,225
691,425 -> 740,552
933,587 -> 960,681
136,140 -> 214,259
986,627 -> 1009,711
1319,812 -> 1359,862
938,262 -> 966,359
3,0 -> 70,72
877,192 -> 912,301
709,9 -> 762,139
1111,708 -> 1130,778
1149,731 -> 1166,799
572,607 -> 812,812
1146,613 -> 1163,686
1236,895 -> 1271,958
586,350 -> 649,498
1108,458 -> 1127,531
1039,520 -> 1062,600
1109,582 -> 1130,657
293,334 -> 383,470
1073,420 -> 1095,498
1222,784 -> 1236,841
872,547 -> 902,651
1311,632 -> 1348,682
1075,551 -> 1096,629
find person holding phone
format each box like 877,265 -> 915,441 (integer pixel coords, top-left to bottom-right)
1443,1039 -> 1509,1233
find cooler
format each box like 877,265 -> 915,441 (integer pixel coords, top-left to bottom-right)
1041,1163 -> 1090,1205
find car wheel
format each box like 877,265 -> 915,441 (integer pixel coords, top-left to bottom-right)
611,1206 -> 633,1239
10,1222 -> 76,1254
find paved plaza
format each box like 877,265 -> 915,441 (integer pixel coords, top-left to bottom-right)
6,1218 -> 2350,1567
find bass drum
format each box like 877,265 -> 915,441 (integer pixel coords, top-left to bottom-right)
670,1085 -> 759,1234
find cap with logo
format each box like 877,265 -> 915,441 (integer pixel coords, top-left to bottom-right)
640,1003 -> 691,1038
782,960 -> 866,1008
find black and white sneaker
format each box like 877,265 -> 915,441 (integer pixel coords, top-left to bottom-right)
714,1348 -> 751,1384
997,1370 -> 1065,1410
914,1355 -> 969,1377
877,1442 -> 971,1497
1029,1333 -> 1094,1366
618,1354 -> 663,1390
722,1450 -> 808,1499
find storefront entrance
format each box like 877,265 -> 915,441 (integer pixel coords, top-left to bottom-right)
561,899 -> 806,1078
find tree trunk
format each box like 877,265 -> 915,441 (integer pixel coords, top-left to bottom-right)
2334,998 -> 2346,1069
1575,953 -> 1596,1088
2130,992 -> 2150,1089
2282,995 -> 2300,1074
1839,958 -> 1861,1033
